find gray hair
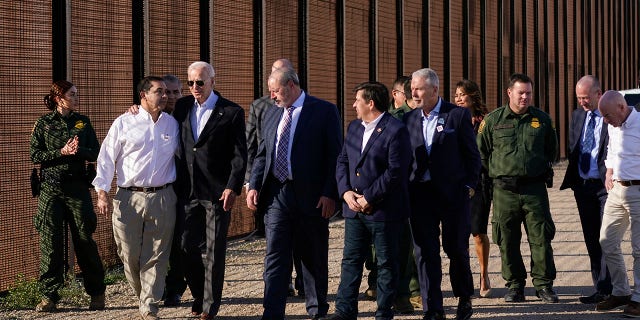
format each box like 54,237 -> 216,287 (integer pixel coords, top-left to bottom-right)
163,74 -> 181,85
412,68 -> 439,88
269,67 -> 300,86
188,61 -> 215,78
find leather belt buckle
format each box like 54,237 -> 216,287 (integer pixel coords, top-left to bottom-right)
616,180 -> 640,187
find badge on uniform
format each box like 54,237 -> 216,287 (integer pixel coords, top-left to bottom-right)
376,128 -> 382,133
531,117 -> 540,128
436,125 -> 443,132
437,118 -> 445,125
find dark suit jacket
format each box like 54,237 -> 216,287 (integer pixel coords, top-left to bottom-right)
560,108 -> 608,189
172,91 -> 247,201
403,99 -> 481,204
249,94 -> 342,216
245,95 -> 275,183
336,112 -> 411,221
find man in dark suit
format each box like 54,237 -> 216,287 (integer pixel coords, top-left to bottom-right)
246,67 -> 342,320
403,68 -> 480,320
172,61 -> 247,320
560,75 -> 612,304
245,59 -> 293,237
329,82 -> 411,320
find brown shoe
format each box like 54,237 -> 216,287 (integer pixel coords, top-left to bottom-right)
35,298 -> 57,312
409,295 -> 422,309
595,294 -> 631,311
624,301 -> 640,318
89,294 -> 105,310
364,288 -> 376,301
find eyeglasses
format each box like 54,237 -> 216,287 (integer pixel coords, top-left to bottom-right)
187,80 -> 205,87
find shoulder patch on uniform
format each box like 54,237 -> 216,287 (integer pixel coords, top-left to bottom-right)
478,119 -> 486,133
75,120 -> 85,130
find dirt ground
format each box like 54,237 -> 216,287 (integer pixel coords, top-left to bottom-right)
1,161 -> 635,319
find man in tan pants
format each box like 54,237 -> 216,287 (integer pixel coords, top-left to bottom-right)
93,76 -> 179,320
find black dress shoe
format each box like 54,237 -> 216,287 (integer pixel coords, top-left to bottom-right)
504,288 -> 525,303
422,310 -> 446,320
191,298 -> 203,316
579,292 -> 608,304
455,298 -> 472,320
536,287 -> 559,303
163,293 -> 181,307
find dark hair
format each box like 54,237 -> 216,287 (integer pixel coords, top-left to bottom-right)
137,76 -> 165,96
508,73 -> 533,89
354,81 -> 389,113
44,80 -> 74,110
403,77 -> 412,97
456,79 -> 488,117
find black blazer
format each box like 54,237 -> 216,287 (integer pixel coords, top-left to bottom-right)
172,92 -> 247,201
403,100 -> 481,205
249,94 -> 342,216
560,108 -> 608,189
336,113 -> 411,221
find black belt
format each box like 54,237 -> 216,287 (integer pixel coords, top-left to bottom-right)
616,180 -> 640,187
579,178 -> 602,185
121,183 -> 171,193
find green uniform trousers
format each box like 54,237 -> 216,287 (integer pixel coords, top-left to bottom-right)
491,181 -> 556,290
35,180 -> 105,302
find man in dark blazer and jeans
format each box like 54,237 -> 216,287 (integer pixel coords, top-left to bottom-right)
404,68 -> 480,320
330,81 -> 411,320
246,67 -> 342,320
172,61 -> 247,320
560,75 -> 612,304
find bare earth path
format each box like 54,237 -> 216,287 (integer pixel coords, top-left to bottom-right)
1,161 -> 634,319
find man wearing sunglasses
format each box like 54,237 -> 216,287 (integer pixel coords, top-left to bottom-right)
172,61 -> 247,320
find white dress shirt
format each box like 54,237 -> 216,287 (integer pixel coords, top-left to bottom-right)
605,108 -> 640,180
361,112 -> 385,153
93,107 -> 179,192
275,91 -> 306,180
190,92 -> 218,141
420,98 -> 442,181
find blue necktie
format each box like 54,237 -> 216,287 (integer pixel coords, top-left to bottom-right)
274,106 -> 296,182
580,112 -> 595,175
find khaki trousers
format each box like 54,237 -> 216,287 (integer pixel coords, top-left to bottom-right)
112,185 -> 176,316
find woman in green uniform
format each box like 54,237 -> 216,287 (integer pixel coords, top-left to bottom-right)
30,80 -> 105,312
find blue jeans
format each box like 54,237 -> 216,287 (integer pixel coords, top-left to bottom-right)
335,214 -> 403,319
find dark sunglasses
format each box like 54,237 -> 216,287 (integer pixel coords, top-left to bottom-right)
187,80 -> 205,87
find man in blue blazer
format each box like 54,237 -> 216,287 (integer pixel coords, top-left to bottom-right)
560,75 -> 612,304
403,68 -> 480,320
328,82 -> 411,320
172,61 -> 247,320
246,67 -> 342,320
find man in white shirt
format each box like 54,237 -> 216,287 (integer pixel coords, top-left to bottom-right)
93,76 -> 179,320
597,90 -> 640,317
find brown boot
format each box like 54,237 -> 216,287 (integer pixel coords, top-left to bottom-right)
35,298 -> 57,312
89,294 -> 105,310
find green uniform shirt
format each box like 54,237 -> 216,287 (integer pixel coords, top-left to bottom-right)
389,102 -> 412,120
476,105 -> 558,178
30,111 -> 99,183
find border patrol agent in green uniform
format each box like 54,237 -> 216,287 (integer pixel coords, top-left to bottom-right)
30,80 -> 105,312
476,74 -> 559,304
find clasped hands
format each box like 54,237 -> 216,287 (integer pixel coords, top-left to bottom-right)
60,136 -> 79,156
343,190 -> 371,214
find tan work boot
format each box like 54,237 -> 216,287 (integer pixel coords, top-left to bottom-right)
89,293 -> 105,310
35,298 -> 57,312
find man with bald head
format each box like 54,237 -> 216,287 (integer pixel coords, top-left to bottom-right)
596,90 -> 640,316
560,75 -> 612,304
